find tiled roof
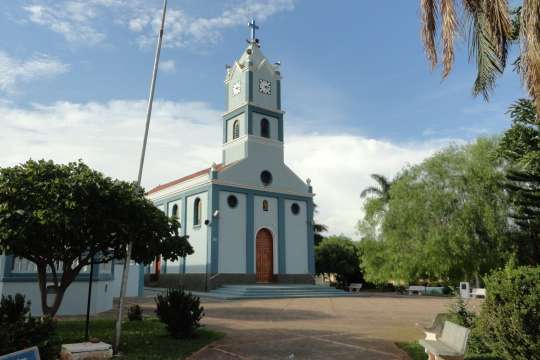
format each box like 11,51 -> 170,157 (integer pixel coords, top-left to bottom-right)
146,163 -> 223,195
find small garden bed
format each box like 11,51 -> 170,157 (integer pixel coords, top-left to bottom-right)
57,318 -> 224,360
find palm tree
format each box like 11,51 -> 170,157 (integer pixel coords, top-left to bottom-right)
360,174 -> 392,203
419,0 -> 540,121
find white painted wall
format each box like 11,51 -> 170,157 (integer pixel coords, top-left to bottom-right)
253,196 -> 278,274
227,67 -> 247,111
111,263 -> 140,297
185,192 -> 208,273
284,199 -> 309,274
0,280 -> 113,316
218,191 -> 246,273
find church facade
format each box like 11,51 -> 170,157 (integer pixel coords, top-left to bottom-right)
146,31 -> 315,290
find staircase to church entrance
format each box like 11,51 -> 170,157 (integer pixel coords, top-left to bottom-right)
207,284 -> 351,300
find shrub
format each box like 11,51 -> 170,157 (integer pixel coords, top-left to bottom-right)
0,294 -> 61,360
155,288 -> 204,339
476,265 -> 540,360
127,304 -> 143,321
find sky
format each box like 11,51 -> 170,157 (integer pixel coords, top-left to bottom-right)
0,0 -> 527,238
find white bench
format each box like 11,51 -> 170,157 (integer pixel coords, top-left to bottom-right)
408,285 -> 426,295
348,283 -> 363,292
471,288 -> 486,298
419,321 -> 470,360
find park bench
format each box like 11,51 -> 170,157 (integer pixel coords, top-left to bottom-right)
407,285 -> 426,295
471,288 -> 486,298
419,321 -> 470,360
423,313 -> 450,340
348,283 -> 363,292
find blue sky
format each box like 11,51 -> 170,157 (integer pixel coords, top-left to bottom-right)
0,1 -> 527,236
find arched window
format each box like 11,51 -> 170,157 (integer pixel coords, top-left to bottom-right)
262,199 -> 269,212
260,118 -> 270,138
171,204 -> 179,219
233,120 -> 240,140
193,198 -> 201,226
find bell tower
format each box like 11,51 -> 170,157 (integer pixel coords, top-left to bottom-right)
222,19 -> 284,165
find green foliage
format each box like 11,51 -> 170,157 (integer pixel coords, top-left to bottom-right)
0,294 -> 61,360
0,159 -> 193,316
57,318 -> 224,360
448,298 -> 475,328
476,265 -> 540,360
498,99 -> 540,265
315,235 -> 363,287
155,288 -> 205,339
128,305 -> 143,321
359,138 -> 511,284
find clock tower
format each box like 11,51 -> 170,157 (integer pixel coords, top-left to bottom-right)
222,19 -> 284,165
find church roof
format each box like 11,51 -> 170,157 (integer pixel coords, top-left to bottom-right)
146,163 -> 224,195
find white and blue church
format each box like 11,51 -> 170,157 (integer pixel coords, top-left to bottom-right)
146,24 -> 315,290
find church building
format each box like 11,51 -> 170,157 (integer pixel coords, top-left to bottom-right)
146,21 -> 315,290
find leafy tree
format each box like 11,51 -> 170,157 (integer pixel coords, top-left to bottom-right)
498,99 -> 540,264
419,1 -> 540,119
315,235 -> 363,287
359,138 -> 511,284
0,159 -> 193,316
313,203 -> 328,246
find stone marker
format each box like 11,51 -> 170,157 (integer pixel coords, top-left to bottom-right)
60,342 -> 112,360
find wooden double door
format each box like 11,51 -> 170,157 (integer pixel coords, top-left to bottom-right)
256,228 -> 274,283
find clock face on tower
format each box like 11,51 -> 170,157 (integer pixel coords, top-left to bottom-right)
258,79 -> 271,95
232,82 -> 241,96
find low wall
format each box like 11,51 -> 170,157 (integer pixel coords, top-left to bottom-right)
145,273 -> 315,291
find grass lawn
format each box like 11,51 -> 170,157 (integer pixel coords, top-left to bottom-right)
57,318 -> 224,359
396,342 -> 501,360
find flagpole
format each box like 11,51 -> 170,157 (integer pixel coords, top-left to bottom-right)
113,0 -> 167,354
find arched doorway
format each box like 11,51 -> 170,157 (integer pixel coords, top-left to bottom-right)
256,228 -> 274,283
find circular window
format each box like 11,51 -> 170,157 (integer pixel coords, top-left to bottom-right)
260,170 -> 273,186
227,195 -> 238,208
291,203 -> 300,215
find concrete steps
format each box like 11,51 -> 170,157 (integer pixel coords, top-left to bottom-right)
207,284 -> 351,300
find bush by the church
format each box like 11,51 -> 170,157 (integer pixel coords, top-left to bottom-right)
128,304 -> 143,321
475,265 -> 540,360
0,294 -> 61,360
155,288 -> 204,339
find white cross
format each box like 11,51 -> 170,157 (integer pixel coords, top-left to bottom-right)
248,18 -> 259,42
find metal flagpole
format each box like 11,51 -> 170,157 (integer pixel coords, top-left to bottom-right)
113,0 -> 167,354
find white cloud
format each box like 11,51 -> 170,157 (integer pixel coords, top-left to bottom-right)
24,3 -> 107,45
21,0 -> 296,48
0,99 -> 449,237
0,51 -> 69,93
160,60 -> 176,73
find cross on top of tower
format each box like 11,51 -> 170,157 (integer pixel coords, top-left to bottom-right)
248,18 -> 259,43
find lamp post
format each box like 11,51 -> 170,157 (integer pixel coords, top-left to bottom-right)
113,0 -> 167,354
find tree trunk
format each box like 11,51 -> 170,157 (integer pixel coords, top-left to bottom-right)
36,265 -> 75,317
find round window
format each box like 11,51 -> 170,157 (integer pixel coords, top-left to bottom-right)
260,170 -> 273,186
291,203 -> 300,215
227,195 -> 238,208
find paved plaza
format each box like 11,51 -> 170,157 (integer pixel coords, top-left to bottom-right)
129,292 -> 468,359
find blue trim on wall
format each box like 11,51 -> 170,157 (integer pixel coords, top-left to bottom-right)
181,196 -> 188,274
246,192 -> 254,273
276,79 -> 281,110
278,197 -> 286,273
306,199 -> 315,274
248,71 -> 253,102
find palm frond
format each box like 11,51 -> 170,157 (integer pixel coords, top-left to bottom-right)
520,0 -> 540,120
441,0 -> 458,78
484,0 -> 511,64
421,0 -> 439,69
465,2 -> 506,100
360,186 -> 383,199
